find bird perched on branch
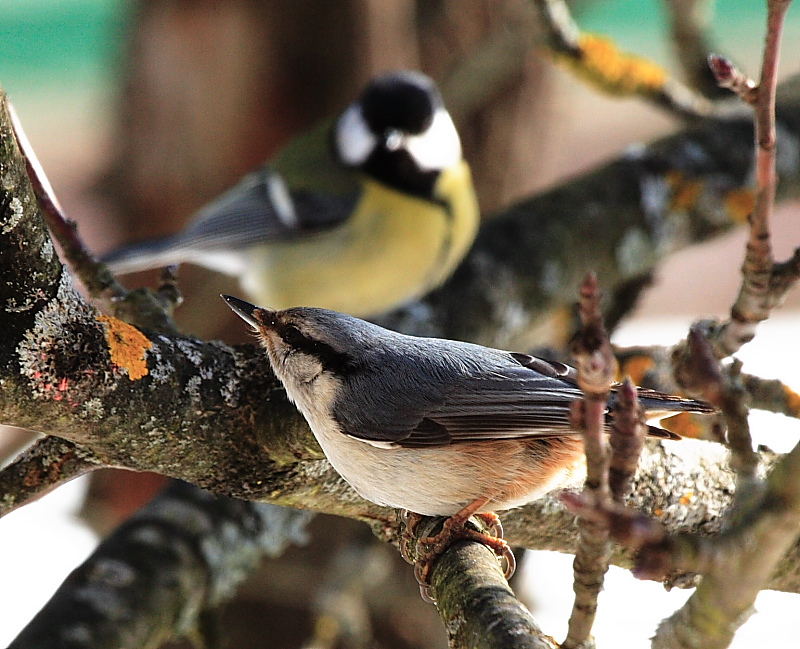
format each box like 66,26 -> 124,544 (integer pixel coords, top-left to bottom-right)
223,295 -> 716,598
103,71 -> 480,318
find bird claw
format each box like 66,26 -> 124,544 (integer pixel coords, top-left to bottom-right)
475,511 -> 504,539
399,509 -> 516,603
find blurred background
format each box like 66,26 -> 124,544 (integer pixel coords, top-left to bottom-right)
1,0 -> 800,646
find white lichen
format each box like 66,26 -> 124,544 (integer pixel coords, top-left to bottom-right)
40,238 -> 54,261
185,375 -> 203,403
175,338 -> 204,366
615,227 -> 653,277
81,398 -> 105,421
1,196 -> 23,233
147,341 -> 176,383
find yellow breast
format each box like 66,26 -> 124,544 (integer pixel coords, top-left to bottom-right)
242,160 -> 479,316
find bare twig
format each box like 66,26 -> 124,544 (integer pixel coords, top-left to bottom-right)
673,325 -> 759,486
664,0 -> 726,98
618,342 -> 800,429
743,372 -> 800,419
8,103 -> 125,301
708,54 -> 758,104
562,273 -> 615,649
704,0 -> 796,359
533,0 -> 715,120
0,436 -> 105,516
608,379 -> 647,503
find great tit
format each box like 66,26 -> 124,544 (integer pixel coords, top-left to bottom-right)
103,71 -> 480,317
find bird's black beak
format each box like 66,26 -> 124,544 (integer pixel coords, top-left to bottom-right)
221,294 -> 261,328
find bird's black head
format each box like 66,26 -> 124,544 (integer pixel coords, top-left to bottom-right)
359,71 -> 438,136
333,70 -> 462,199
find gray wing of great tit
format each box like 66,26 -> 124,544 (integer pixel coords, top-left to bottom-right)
102,166 -> 358,275
334,346 -> 713,448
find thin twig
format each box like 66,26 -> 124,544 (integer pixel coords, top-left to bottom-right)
706,0 -> 795,358
743,372 -> 800,419
562,273 -> 615,649
608,378 -> 647,503
8,102 -> 126,301
673,327 -> 759,484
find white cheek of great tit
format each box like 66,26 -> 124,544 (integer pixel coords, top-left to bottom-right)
335,104 -> 377,167
403,109 -> 462,172
335,102 -> 461,174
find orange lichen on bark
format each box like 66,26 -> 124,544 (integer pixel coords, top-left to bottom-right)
557,34 -> 668,95
97,314 -> 152,380
617,355 -> 655,385
724,187 -> 756,223
666,171 -> 704,211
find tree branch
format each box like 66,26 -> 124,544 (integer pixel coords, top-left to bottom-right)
699,0 -> 797,359
9,480 -> 313,649
430,540 -> 556,649
563,274 -> 615,649
0,436 -> 104,515
532,0 -> 717,120
664,0 -> 726,98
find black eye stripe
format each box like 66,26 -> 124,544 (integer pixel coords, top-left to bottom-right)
278,323 -> 358,374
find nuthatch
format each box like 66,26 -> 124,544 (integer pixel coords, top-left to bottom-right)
224,296 -> 716,596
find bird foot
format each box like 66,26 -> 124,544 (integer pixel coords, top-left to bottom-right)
399,508 -> 516,603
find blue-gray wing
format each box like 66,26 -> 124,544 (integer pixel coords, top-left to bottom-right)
102,167 -> 357,274
400,360 -> 587,447
339,351 -> 705,448
338,352 -> 587,448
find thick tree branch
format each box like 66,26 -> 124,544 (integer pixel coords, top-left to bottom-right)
664,0 -> 726,98
9,480 -> 313,649
430,540 -> 556,649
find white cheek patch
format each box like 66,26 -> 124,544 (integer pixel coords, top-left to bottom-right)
404,108 -> 462,172
335,105 -> 377,167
